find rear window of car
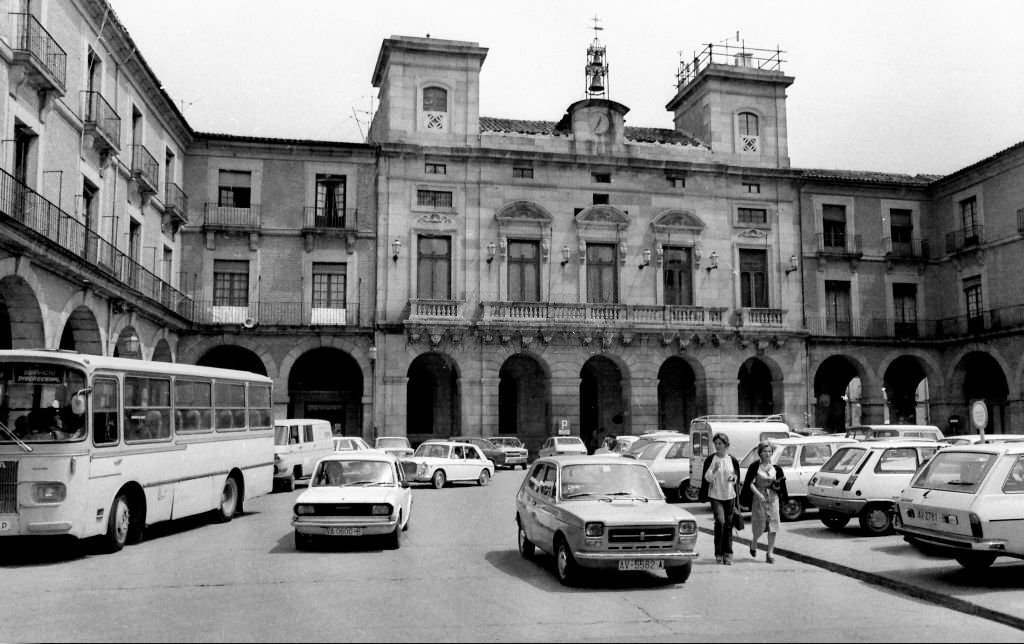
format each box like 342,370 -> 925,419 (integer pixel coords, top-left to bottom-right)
800,444 -> 833,467
636,442 -> 665,461
913,451 -> 997,493
1003,456 -> 1024,494
874,447 -> 921,473
776,445 -> 797,468
558,437 -> 583,446
821,447 -> 866,474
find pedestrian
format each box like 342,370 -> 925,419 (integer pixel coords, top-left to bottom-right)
699,432 -> 741,565
741,441 -> 789,563
594,436 -> 616,454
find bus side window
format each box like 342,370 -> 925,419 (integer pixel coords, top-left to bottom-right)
92,377 -> 119,446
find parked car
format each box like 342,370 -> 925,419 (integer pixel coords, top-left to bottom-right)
792,427 -> 831,437
273,418 -> 336,492
845,424 -> 944,442
515,455 -> 699,585
488,436 -> 530,469
291,451 -> 412,550
895,442 -> 1024,570
333,436 -> 373,452
807,440 -> 941,535
450,436 -> 507,469
405,440 -> 495,488
737,435 -> 858,520
628,435 -> 691,501
538,436 -> 588,458
623,431 -> 685,458
374,436 -> 414,457
940,433 -> 1024,446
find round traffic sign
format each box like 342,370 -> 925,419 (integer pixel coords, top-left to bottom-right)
970,400 -> 988,431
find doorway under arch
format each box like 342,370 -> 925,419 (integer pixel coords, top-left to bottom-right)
738,358 -> 774,416
288,347 -> 364,436
580,355 -> 625,453
407,353 -> 460,438
657,357 -> 699,432
498,354 -> 550,455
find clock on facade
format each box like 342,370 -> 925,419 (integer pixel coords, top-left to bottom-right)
588,112 -> 610,135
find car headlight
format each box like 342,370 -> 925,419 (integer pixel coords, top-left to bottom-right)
33,482 -> 66,503
371,504 -> 392,516
678,520 -> 697,537
584,522 -> 604,538
294,504 -> 316,515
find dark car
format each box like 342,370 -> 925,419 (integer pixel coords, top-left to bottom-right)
450,436 -> 507,468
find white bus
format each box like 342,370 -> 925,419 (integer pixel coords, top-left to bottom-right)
0,349 -> 274,552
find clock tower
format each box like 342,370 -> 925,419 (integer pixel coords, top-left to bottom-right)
569,19 -> 629,145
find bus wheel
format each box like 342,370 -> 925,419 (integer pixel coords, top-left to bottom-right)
104,493 -> 132,553
216,476 -> 240,523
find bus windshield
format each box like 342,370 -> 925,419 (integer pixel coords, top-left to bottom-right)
0,362 -> 87,442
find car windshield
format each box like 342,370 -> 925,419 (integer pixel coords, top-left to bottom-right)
377,437 -> 410,449
559,463 -> 662,500
473,438 -> 497,449
820,447 -> 867,474
312,460 -> 395,487
497,438 -> 523,448
912,451 -> 996,493
414,443 -> 449,458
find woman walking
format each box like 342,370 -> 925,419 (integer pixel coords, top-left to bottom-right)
699,432 -> 741,565
741,442 -> 789,563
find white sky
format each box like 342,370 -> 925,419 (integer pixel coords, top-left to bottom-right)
107,0 -> 1024,176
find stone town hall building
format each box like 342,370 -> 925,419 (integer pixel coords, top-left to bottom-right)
2,0 -> 1023,455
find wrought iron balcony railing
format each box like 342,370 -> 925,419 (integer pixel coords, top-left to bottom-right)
164,182 -> 188,223
479,301 -> 729,327
883,236 -> 930,261
190,300 -> 360,327
0,167 -> 191,317
816,232 -> 863,256
302,206 -> 357,231
945,224 -> 983,254
80,90 -> 121,151
130,145 -> 158,195
203,203 -> 261,229
9,12 -> 66,93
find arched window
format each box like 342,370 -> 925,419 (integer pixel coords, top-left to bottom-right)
422,86 -> 448,131
738,112 -> 759,136
737,112 -> 760,153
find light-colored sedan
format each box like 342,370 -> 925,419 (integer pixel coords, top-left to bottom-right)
538,435 -> 588,457
375,436 -> 414,457
896,442 -> 1024,570
628,435 -> 691,501
333,436 -> 373,452
405,440 -> 495,489
515,455 -> 699,585
291,451 -> 412,550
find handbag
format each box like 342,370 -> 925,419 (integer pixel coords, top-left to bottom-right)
731,501 -> 745,531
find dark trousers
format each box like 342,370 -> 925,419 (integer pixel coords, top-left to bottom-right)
710,498 -> 736,557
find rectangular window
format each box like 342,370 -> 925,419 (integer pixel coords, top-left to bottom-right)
248,384 -> 272,429
92,377 -> 119,445
214,381 -> 247,431
417,236 -> 451,300
667,175 -> 686,189
416,189 -> 453,208
592,172 -> 611,183
889,208 -> 913,255
512,166 -> 533,179
825,280 -> 852,336
739,249 -> 768,308
312,262 -> 346,309
663,246 -> 693,306
175,379 -> 213,433
893,283 -> 918,338
738,207 -> 768,225
743,182 -> 761,194
592,193 -> 609,205
315,174 -> 346,224
508,240 -> 540,302
586,243 -> 618,303
425,162 -> 446,175
960,197 -> 979,246
213,260 -> 249,307
218,170 -> 251,208
124,376 -> 172,442
964,276 -> 983,332
822,204 -> 847,249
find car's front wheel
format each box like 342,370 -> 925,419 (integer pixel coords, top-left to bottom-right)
555,537 -> 579,586
387,513 -> 402,550
517,518 -> 535,559
665,562 -> 692,583
432,470 -> 446,489
955,552 -> 997,570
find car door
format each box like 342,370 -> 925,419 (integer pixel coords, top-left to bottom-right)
394,459 -> 412,522
467,445 -> 488,478
532,464 -> 559,549
519,463 -> 547,544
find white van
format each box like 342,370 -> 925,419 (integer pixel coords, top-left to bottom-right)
273,419 -> 336,492
684,415 -> 792,501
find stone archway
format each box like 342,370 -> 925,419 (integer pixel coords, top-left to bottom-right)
58,306 -> 103,354
113,326 -> 142,359
288,347 -> 363,436
0,275 -> 44,349
950,351 -> 1009,435
657,356 -> 698,432
196,345 -> 268,375
407,352 -> 460,439
813,355 -> 864,431
883,355 -> 931,425
498,353 -> 549,454
580,355 -> 625,453
738,357 -> 774,416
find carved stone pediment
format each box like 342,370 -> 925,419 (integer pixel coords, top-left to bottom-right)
651,209 -> 705,234
416,213 -> 455,225
575,205 -> 629,230
495,200 -> 553,225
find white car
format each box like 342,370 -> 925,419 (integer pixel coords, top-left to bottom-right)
291,451 -> 412,550
375,436 -> 414,457
333,436 -> 373,452
896,442 -> 1024,570
628,435 -> 691,500
737,435 -> 858,520
940,433 -> 1024,446
807,440 -> 940,535
538,436 -> 588,458
405,440 -> 495,488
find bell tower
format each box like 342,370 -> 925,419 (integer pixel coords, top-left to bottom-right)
569,18 -> 628,146
584,17 -> 608,99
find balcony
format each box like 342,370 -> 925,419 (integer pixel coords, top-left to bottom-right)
816,232 -> 863,258
80,91 -> 121,159
9,12 -> 66,100
130,145 -> 159,197
408,299 -> 467,321
191,300 -> 359,327
203,203 -> 261,230
736,308 -> 785,328
163,182 -> 188,234
479,302 -> 729,328
945,224 -> 983,254
0,167 -> 192,318
883,237 -> 930,262
936,305 -> 1024,338
301,206 -> 358,253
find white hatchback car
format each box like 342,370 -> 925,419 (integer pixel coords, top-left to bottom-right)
738,435 -> 858,520
807,440 -> 940,535
896,442 -> 1024,570
538,436 -> 588,458
405,440 -> 495,489
291,451 -> 412,550
628,435 -> 691,500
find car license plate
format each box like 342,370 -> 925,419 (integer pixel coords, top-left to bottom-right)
920,510 -> 936,522
618,559 -> 663,571
327,527 -> 362,536
0,520 -> 9,531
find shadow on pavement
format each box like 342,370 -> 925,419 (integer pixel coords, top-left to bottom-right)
483,548 -> 682,593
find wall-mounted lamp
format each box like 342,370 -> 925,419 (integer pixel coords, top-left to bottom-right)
368,346 -> 378,362
693,246 -> 702,268
706,250 -> 719,272
638,248 -> 652,269
560,244 -> 572,267
486,242 -> 497,264
785,254 -> 799,275
391,239 -> 402,263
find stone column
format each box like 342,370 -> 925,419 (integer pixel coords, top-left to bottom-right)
479,376 -> 500,437
550,375 -> 582,436
630,376 -> 658,434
